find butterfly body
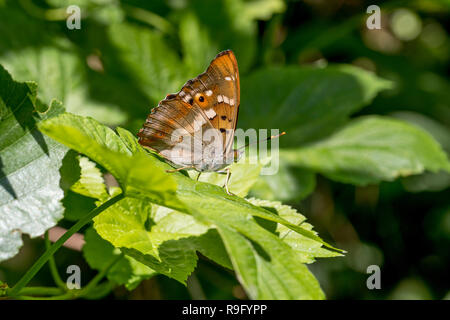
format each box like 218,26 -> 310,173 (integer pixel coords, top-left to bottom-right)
138,50 -> 241,174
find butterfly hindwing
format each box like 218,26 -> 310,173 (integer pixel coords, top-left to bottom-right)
138,50 -> 240,171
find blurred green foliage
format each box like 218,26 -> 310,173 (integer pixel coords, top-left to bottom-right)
0,0 -> 449,299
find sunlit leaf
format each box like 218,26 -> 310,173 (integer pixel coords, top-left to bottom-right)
39,112 -> 340,296
247,198 -> 342,261
70,156 -> 108,200
392,111 -> 450,192
83,227 -> 156,290
281,116 -> 450,185
38,113 -> 180,208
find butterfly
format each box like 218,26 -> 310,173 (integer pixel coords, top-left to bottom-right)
137,50 -> 241,194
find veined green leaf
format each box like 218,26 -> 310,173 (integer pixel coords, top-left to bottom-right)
281,116 -> 450,185
83,227 -> 156,291
93,195 -> 201,283
392,112 -> 450,192
239,65 -> 393,146
247,198 -> 342,262
190,160 -> 262,197
0,65 -> 67,262
216,222 -> 324,299
71,156 -> 108,200
38,113 -> 180,208
39,112 -> 341,297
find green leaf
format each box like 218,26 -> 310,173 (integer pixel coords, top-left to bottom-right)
179,12 -> 218,75
190,160 -> 262,197
94,192 -> 232,283
38,113 -> 180,208
62,190 -> 97,222
171,184 -> 340,299
249,158 -> 316,202
239,65 -> 393,146
243,0 -> 286,20
93,195 -> 203,283
107,22 -> 188,104
281,116 -> 450,186
39,112 -> 341,297
38,113 -> 334,251
178,0 -> 283,73
148,205 -> 232,270
216,222 -> 324,299
392,112 -> 450,192
46,0 -> 124,25
0,45 -> 127,126
179,0 -> 258,73
247,198 -> 342,262
83,227 -> 156,291
0,65 -> 67,262
70,156 -> 108,200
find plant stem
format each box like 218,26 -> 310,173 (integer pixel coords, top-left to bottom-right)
15,292 -> 75,300
17,286 -> 64,296
44,231 -> 67,290
77,253 -> 124,298
7,193 -> 125,297
122,4 -> 175,36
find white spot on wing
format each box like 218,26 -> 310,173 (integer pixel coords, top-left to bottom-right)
183,94 -> 192,103
217,95 -> 223,103
223,96 -> 229,104
229,98 -> 235,106
205,90 -> 213,96
179,91 -> 186,97
225,76 -> 232,81
205,108 -> 216,119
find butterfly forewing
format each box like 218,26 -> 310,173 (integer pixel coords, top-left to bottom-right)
138,50 -> 240,171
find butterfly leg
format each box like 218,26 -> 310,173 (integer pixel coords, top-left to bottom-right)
196,172 -> 202,181
165,166 -> 194,173
223,167 -> 234,196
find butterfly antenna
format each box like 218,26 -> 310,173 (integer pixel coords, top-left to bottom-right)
237,131 -> 286,151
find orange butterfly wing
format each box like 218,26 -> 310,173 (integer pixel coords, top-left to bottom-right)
138,50 -> 240,170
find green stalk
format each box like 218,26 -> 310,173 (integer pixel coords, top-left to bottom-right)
7,193 -> 125,297
77,253 -> 124,298
122,4 -> 176,36
15,292 -> 75,300
44,231 -> 67,290
17,286 -> 64,297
